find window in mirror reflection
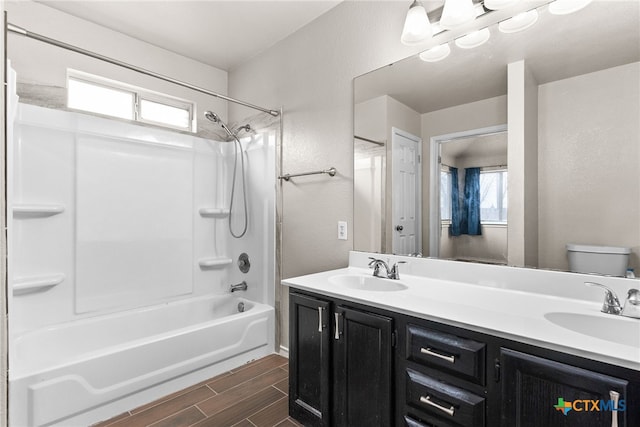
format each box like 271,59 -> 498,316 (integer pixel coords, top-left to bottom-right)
480,169 -> 508,224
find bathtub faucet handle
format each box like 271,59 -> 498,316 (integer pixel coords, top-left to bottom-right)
230,281 -> 248,292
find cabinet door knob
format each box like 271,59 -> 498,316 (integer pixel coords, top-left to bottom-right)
318,307 -> 323,332
420,396 -> 455,417
396,225 -> 403,231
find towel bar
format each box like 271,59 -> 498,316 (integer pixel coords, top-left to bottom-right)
279,167 -> 336,181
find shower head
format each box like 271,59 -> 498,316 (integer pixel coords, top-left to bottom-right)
204,110 -> 221,123
204,110 -> 235,139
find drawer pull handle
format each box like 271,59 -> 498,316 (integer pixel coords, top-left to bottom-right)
421,347 -> 456,363
318,307 -> 323,332
334,312 -> 341,340
420,396 -> 455,417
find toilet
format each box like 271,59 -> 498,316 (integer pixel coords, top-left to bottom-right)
566,244 -> 631,277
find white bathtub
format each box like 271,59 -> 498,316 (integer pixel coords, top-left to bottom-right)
9,294 -> 275,427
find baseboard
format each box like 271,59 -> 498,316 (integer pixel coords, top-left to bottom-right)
279,345 -> 289,358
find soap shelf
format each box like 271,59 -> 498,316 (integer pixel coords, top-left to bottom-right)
13,274 -> 65,295
13,204 -> 65,218
198,257 -> 233,269
198,208 -> 230,218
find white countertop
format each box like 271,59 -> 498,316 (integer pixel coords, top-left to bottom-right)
282,252 -> 640,371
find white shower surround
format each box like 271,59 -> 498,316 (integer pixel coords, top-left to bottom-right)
8,103 -> 277,425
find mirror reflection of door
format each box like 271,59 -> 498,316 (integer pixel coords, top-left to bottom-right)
434,127 -> 508,264
392,128 -> 422,256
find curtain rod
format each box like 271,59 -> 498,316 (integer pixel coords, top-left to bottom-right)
6,23 -> 280,117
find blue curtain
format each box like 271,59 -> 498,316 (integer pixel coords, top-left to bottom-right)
462,167 -> 482,235
449,167 -> 461,236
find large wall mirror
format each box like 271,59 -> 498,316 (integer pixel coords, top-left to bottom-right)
354,0 -> 639,273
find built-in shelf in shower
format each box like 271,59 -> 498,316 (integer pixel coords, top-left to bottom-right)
198,257 -> 233,269
13,204 -> 65,218
198,208 -> 230,218
13,274 -> 65,295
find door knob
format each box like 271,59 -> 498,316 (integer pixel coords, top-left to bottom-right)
396,225 -> 403,231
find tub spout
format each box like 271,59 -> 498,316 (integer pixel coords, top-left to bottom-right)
230,281 -> 248,292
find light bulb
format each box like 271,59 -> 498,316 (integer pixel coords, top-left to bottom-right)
419,43 -> 451,62
484,0 -> 518,10
401,1 -> 432,45
440,0 -> 476,30
455,27 -> 491,49
549,0 -> 593,15
498,9 -> 539,33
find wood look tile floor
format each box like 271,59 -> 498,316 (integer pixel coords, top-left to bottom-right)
94,354 -> 302,427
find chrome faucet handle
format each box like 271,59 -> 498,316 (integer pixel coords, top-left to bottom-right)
585,282 -> 622,315
621,289 -> 640,318
389,261 -> 407,280
368,257 -> 389,278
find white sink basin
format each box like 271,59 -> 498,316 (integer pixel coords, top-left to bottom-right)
544,312 -> 640,347
329,274 -> 408,292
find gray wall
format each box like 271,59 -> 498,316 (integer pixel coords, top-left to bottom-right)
228,1 -> 427,348
538,62 -> 640,271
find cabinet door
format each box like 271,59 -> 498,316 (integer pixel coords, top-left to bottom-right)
289,292 -> 331,427
333,305 -> 394,427
500,348 -> 628,427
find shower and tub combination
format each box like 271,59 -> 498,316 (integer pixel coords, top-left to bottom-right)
5,25 -> 280,426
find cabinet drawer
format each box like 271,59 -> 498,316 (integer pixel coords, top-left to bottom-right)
407,324 -> 485,385
404,415 -> 432,427
406,369 -> 485,427
404,414 -> 459,427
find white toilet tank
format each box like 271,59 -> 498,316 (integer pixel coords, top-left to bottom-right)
566,244 -> 631,277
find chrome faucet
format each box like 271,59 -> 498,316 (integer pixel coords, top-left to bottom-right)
368,257 -> 406,280
230,281 -> 248,292
585,282 -> 640,318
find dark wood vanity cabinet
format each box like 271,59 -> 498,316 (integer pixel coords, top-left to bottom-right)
500,348 -> 631,427
289,291 -> 394,427
289,292 -> 331,426
400,322 -> 488,427
288,288 -> 640,427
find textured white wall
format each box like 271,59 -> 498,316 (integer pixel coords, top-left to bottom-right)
507,61 -> 539,268
0,1 -> 7,423
228,1 -> 426,346
538,62 -> 640,271
5,0 -> 229,125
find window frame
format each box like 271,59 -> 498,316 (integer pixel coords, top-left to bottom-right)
479,167 -> 508,225
67,70 -> 196,132
440,167 -> 452,225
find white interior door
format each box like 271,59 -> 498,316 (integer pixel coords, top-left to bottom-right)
392,127 -> 421,255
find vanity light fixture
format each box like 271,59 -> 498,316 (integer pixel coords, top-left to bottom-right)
419,43 -> 452,62
484,0 -> 519,10
455,27 -> 491,49
548,0 -> 593,15
440,0 -> 477,30
401,0 -> 433,45
498,9 -> 539,33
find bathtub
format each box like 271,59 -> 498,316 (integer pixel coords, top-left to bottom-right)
9,294 -> 276,427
